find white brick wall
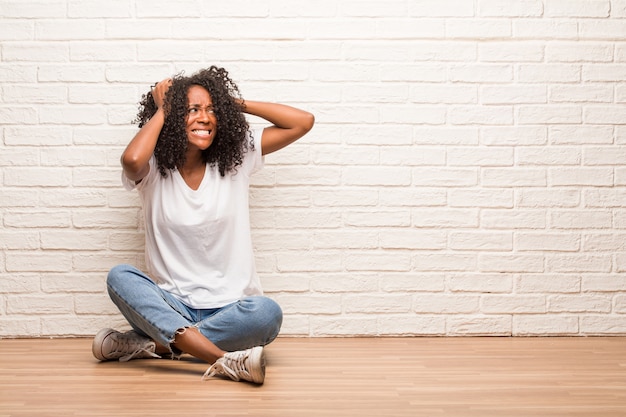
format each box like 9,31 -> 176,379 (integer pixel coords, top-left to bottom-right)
1,0 -> 626,337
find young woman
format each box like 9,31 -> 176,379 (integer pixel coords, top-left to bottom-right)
92,67 -> 314,384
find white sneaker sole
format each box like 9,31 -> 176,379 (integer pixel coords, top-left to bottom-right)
248,346 -> 266,384
92,328 -> 117,361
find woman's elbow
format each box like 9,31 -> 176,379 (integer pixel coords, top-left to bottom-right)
120,152 -> 148,181
302,112 -> 315,134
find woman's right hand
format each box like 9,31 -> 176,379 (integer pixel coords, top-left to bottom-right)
152,78 -> 172,110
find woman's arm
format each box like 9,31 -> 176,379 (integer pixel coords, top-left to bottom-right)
241,100 -> 315,155
121,78 -> 171,182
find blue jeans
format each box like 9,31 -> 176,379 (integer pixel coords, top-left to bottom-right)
106,264 -> 283,353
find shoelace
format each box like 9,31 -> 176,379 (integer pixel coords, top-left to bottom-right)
112,332 -> 160,362
202,350 -> 251,381
119,346 -> 160,362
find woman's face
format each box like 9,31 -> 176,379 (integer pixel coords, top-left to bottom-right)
185,85 -> 218,151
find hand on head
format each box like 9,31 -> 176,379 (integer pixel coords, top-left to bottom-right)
152,78 -> 173,110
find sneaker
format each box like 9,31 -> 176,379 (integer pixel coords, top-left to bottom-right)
202,346 -> 265,384
92,328 -> 161,362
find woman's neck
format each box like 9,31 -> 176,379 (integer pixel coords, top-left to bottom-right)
179,153 -> 206,190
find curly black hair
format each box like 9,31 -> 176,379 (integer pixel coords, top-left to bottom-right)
134,66 -> 252,177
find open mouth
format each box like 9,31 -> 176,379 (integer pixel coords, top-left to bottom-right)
192,129 -> 212,137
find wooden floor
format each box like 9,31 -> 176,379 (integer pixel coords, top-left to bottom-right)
0,337 -> 625,417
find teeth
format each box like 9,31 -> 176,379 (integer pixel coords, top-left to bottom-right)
193,130 -> 211,135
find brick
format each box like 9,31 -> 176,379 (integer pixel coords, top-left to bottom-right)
516,189 -> 580,208
583,64 -> 626,82
381,147 -> 446,166
546,42 -> 613,62
412,253 -> 477,272
277,252 -> 343,272
516,274 -> 581,293
409,0 -> 474,17
478,0 -> 543,17
413,294 -> 480,314
380,188 -> 447,207
450,64 -> 513,83
548,294 -> 612,313
311,189 -> 378,207
311,230 -> 378,250
344,294 -> 412,313
345,210 -> 411,227
481,168 -> 547,187
411,84 -> 477,104
3,42 -> 69,62
479,42 -> 544,62
40,273 -> 106,293
7,294 -> 74,314
516,232 -> 580,252
412,168 -> 478,187
545,0 -> 609,17
581,316 -> 626,334
378,315 -> 446,336
550,168 -> 613,186
513,315 -> 579,336
36,20 -> 105,40
518,105 -> 582,124
311,275 -> 378,293
277,315 -> 310,336
311,316 -> 378,336
447,273 -> 513,293
447,315 -> 512,336
261,275 -> 311,293
273,294 -> 342,315
450,106 -> 513,125
446,20 -> 511,39
547,254 -> 612,273
74,294 -> 119,315
380,273 -> 445,292
312,145 -> 380,164
584,106 -> 626,125
518,147 -> 581,166
415,127 -> 479,145
549,210 -> 612,229
0,0 -> 65,18
275,167 -> 340,186
479,254 -> 545,273
449,189 -> 514,208
41,315 -> 129,337
6,252 -> 72,273
481,126 -> 547,146
411,208 -> 479,228
518,64 -> 580,82
550,85 -> 613,103
0,318 -> 41,337
581,275 -> 626,292
481,295 -> 546,313
345,252 -> 412,272
513,20 -> 578,39
549,126 -> 613,145
344,166 -> 412,186
68,0 -> 132,18
448,146 -> 514,166
449,231 -> 512,251
481,85 -> 546,104
0,274 -> 40,293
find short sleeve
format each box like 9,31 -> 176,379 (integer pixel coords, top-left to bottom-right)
121,156 -> 156,191
248,128 -> 265,175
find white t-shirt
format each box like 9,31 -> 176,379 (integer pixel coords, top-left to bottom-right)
122,129 -> 264,309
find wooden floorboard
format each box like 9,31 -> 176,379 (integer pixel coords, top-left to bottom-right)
0,337 -> 625,417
